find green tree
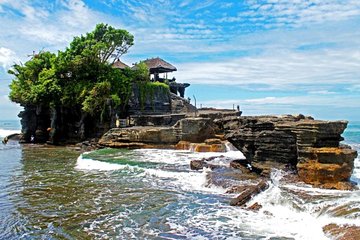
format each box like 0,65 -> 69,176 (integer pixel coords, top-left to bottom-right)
8,52 -> 59,105
8,23 -> 135,118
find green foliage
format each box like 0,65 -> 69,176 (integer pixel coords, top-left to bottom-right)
137,81 -> 170,110
131,61 -> 150,82
8,52 -> 58,105
8,23 -> 135,119
82,81 -> 111,114
7,23 -> 171,120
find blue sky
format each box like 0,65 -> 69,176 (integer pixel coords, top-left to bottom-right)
1,0 -> 360,120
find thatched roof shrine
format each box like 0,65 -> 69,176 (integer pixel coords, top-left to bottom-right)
142,57 -> 177,74
112,59 -> 129,69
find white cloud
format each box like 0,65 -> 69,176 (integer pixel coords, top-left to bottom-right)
0,47 -> 17,69
308,90 -> 336,95
176,49 -> 360,90
218,0 -> 360,28
0,0 -> 119,47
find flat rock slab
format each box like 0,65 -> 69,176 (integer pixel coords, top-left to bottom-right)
230,180 -> 269,206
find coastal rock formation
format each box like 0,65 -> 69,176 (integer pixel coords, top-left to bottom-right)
196,108 -> 242,121
176,139 -> 227,152
215,115 -> 358,189
229,180 -> 269,206
17,86 -> 182,144
128,84 -> 172,115
99,118 -> 218,148
171,93 -> 196,114
19,105 -> 50,143
297,147 -> 357,189
323,224 -> 360,240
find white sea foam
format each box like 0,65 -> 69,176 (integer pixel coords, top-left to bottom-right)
0,129 -> 20,138
75,154 -> 138,171
133,147 -> 245,166
166,169 -> 360,240
141,167 -> 226,193
75,149 -> 360,239
76,149 -> 230,193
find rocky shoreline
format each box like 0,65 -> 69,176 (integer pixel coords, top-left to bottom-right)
7,112 -> 359,238
9,112 -> 358,194
98,114 -> 357,191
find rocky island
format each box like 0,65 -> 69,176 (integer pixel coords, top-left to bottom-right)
6,24 -> 357,195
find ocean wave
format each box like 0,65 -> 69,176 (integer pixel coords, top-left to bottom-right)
0,129 -> 20,138
75,154 -> 140,171
75,152 -> 227,194
74,148 -> 360,239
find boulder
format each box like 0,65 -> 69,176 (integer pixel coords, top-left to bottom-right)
176,139 -> 227,152
230,180 -> 269,206
247,202 -> 262,211
190,160 -> 218,170
175,141 -> 191,150
230,159 -> 263,175
173,118 -> 217,143
323,224 -> 360,240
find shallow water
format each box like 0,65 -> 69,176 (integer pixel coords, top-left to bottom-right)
0,120 -> 359,239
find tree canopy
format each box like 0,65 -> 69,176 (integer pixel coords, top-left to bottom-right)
8,23 -> 137,116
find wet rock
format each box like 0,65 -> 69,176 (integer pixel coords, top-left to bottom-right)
193,143 -> 226,152
230,180 -> 269,206
175,141 -> 191,150
297,147 -> 357,189
230,159 -> 263,175
215,115 -> 357,188
6,133 -> 22,141
176,139 -> 227,152
323,224 -> 360,240
190,160 -> 218,170
204,138 -> 223,145
247,202 -> 262,211
207,167 -> 260,190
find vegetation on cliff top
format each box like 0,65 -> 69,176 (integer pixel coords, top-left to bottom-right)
7,23 -> 167,118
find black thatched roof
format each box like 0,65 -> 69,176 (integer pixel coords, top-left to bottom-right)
112,59 -> 129,69
142,57 -> 177,73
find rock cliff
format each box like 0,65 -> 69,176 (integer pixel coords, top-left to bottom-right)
99,117 -> 218,148
215,115 -> 357,189
17,85 -> 180,144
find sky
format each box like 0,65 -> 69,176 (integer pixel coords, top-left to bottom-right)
0,0 -> 360,121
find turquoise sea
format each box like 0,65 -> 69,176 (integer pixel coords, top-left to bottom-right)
0,120 -> 359,239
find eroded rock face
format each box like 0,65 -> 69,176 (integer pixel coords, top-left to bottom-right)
323,224 -> 360,240
175,139 -> 227,153
99,118 -> 217,148
216,115 -> 358,189
230,180 -> 269,206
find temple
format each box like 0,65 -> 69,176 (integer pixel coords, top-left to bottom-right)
142,57 -> 190,98
142,57 -> 177,82
114,57 -> 190,98
112,59 -> 129,70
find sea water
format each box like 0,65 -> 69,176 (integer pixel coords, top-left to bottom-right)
0,120 -> 359,239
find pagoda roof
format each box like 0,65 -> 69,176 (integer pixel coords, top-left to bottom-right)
142,57 -> 177,73
112,59 -> 129,69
